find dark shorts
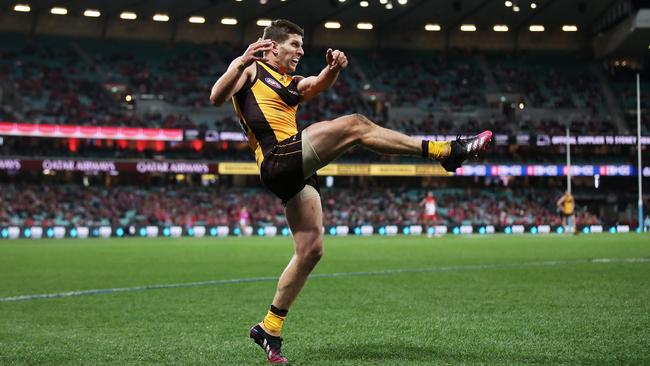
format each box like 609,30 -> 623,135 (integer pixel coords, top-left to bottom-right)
260,130 -> 320,205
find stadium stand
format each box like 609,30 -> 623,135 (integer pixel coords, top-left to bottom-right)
0,34 -> 641,136
0,31 -> 647,232
0,183 -> 605,228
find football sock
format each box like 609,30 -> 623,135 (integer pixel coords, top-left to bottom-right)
422,140 -> 451,160
262,305 -> 288,335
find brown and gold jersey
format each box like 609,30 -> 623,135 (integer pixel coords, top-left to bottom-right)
233,61 -> 301,166
562,194 -> 574,215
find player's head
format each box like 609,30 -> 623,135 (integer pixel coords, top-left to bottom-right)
427,191 -> 433,197
262,19 -> 304,73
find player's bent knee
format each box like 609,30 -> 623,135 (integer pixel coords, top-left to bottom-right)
350,113 -> 373,127
297,234 -> 323,263
343,113 -> 375,142
307,236 -> 324,260
306,244 -> 323,263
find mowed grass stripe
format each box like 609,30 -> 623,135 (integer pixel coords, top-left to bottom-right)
1,235 -> 649,297
1,257 -> 648,302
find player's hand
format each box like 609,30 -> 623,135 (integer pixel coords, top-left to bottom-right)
240,38 -> 274,67
326,48 -> 348,71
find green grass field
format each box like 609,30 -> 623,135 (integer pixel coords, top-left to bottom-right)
1,234 -> 649,365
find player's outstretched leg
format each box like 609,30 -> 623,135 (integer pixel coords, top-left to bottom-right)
302,113 -> 492,175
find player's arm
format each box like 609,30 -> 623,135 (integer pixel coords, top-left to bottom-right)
297,48 -> 348,102
209,38 -> 273,106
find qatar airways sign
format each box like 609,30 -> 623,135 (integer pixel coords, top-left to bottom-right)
0,159 -> 21,170
42,160 -> 117,173
0,159 -> 217,174
135,161 -> 210,174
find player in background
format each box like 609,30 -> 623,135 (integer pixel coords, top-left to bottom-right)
556,191 -> 575,234
238,206 -> 251,236
209,19 -> 492,364
420,191 -> 438,237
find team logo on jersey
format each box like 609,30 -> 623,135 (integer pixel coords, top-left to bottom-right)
264,77 -> 282,89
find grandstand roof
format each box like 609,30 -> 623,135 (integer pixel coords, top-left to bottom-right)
3,0 -> 648,57
0,0 -> 616,34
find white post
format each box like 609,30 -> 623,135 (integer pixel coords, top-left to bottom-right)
637,73 -> 643,232
566,125 -> 571,194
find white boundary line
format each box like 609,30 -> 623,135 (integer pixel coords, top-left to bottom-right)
1,257 -> 648,303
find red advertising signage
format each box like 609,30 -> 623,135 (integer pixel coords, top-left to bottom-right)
0,122 -> 183,141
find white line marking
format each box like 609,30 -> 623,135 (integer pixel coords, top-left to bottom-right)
0,257 -> 647,303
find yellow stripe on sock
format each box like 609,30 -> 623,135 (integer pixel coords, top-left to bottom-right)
428,141 -> 451,160
262,310 -> 286,334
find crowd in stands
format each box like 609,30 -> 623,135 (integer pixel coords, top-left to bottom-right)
385,115 -> 618,135
0,184 -> 601,229
358,51 -> 486,110
607,65 -> 650,134
0,39 -> 212,128
322,186 -> 601,227
1,35 -> 637,137
490,58 -> 606,112
1,42 -> 120,126
0,184 -> 283,228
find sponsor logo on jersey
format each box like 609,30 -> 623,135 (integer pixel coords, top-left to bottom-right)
264,77 -> 282,89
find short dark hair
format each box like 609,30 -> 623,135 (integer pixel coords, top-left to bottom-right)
262,19 -> 304,43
